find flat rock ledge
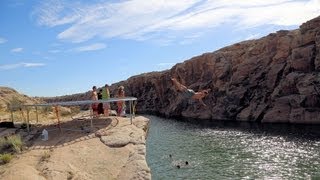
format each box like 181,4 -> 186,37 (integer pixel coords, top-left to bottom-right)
100,116 -> 151,180
0,116 -> 151,180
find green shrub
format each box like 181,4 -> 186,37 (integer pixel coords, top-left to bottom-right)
7,135 -> 22,153
0,135 -> 23,154
0,153 -> 13,164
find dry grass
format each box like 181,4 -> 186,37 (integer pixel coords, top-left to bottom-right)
0,135 -> 23,154
39,150 -> 51,162
0,135 -> 23,165
6,106 -> 81,124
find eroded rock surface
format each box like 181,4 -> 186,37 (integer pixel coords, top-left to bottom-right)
46,16 -> 320,124
0,116 -> 151,180
114,16 -> 320,124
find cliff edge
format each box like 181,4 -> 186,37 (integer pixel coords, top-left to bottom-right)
45,16 -> 320,124
120,15 -> 320,124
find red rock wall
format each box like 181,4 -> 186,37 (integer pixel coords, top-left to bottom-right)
46,16 -> 320,124
122,16 -> 320,124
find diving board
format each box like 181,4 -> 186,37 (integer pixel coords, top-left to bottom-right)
24,97 -> 137,107
11,97 -> 137,133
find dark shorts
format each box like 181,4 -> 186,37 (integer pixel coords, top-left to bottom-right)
182,89 -> 195,99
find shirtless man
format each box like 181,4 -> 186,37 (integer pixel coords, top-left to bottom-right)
171,78 -> 210,106
91,86 -> 98,117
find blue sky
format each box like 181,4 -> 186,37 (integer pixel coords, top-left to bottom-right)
1,0 -> 319,97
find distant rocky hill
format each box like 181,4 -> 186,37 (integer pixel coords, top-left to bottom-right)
0,87 -> 42,112
46,16 -> 320,124
43,92 -> 90,104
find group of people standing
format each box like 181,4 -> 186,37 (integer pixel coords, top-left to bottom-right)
91,84 -> 126,117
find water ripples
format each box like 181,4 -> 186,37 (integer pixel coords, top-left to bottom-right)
146,116 -> 320,179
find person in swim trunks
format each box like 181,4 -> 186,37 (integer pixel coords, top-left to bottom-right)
171,78 -> 210,106
91,86 -> 99,117
97,89 -> 104,115
116,86 -> 126,116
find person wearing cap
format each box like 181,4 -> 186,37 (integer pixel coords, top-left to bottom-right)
102,84 -> 110,116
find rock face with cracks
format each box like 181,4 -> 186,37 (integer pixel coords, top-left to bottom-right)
112,16 -> 320,124
45,16 -> 320,124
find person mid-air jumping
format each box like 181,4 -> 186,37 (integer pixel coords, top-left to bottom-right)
171,78 -> 210,106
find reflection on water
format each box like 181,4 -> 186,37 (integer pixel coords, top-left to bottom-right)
146,116 -> 320,179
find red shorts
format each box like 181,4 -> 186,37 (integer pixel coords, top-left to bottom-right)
91,103 -> 98,111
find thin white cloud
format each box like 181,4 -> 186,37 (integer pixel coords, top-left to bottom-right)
33,0 -> 80,27
0,62 -> 45,70
0,37 -> 7,44
24,63 -> 45,67
11,48 -> 23,53
34,0 -> 320,43
72,43 -> 106,52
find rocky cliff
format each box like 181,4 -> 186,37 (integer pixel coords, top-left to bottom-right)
124,15 -> 320,124
48,16 -> 320,124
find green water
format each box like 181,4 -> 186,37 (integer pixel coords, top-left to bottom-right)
146,116 -> 320,179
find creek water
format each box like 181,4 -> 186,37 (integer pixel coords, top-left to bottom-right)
146,115 -> 320,179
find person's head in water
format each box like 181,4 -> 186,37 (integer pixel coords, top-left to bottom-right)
176,165 -> 180,169
185,161 -> 188,165
169,154 -> 172,158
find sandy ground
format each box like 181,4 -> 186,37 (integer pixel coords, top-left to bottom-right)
0,112 -> 151,180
